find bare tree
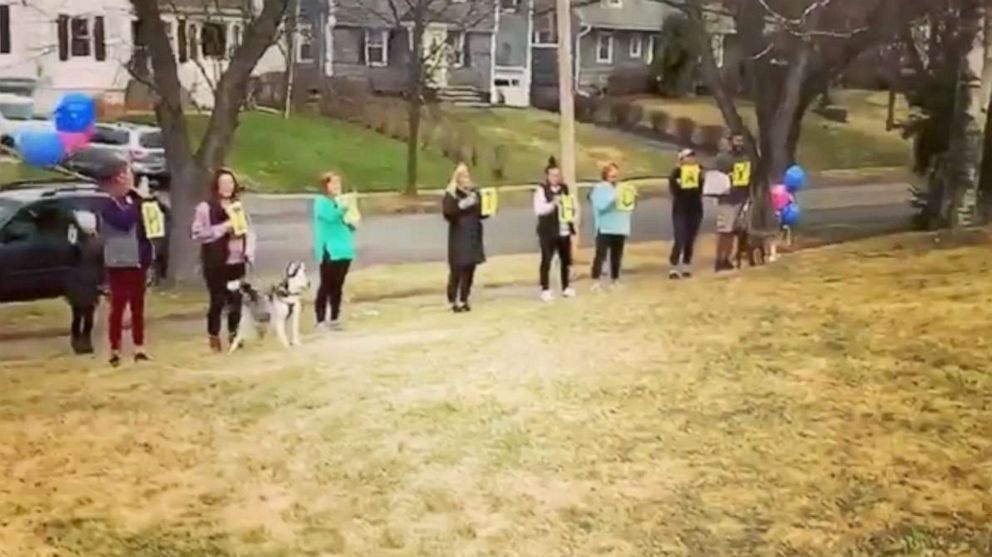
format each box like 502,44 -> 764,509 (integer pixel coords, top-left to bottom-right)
130,0 -> 290,284
653,0 -> 911,229
336,0 -> 495,195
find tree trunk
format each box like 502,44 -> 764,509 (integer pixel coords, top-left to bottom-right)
946,0 -> 988,228
406,15 -> 426,196
767,41 -> 811,180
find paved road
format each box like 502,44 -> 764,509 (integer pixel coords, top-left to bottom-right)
246,183 -> 914,272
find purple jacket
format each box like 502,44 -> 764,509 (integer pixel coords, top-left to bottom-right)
101,192 -> 154,268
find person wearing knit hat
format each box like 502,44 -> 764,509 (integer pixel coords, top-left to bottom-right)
668,148 -> 705,279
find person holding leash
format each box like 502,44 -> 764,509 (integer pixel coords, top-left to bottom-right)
95,153 -> 154,366
589,162 -> 633,288
668,148 -> 705,279
192,168 -> 256,352
313,172 -> 357,330
714,132 -> 752,272
533,156 -> 577,302
442,163 -> 487,313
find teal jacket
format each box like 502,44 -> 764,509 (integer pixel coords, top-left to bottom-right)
590,181 -> 632,236
312,196 -> 356,263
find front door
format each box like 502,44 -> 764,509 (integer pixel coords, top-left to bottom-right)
423,25 -> 449,88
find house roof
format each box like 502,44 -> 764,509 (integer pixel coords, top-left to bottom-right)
161,0 -> 253,15
533,0 -> 675,32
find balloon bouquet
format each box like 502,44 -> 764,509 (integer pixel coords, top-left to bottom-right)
768,164 -> 806,260
16,92 -> 97,168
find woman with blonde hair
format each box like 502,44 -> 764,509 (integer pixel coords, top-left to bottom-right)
589,162 -> 633,287
312,172 -> 357,330
441,163 -> 487,312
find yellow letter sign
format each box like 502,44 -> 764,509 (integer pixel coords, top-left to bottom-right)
225,202 -> 249,237
680,165 -> 701,189
141,201 -> 166,239
731,161 -> 752,187
616,183 -> 637,212
480,188 -> 498,217
558,193 -> 575,224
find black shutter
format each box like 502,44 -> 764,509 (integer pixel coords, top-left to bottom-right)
57,14 -> 69,61
0,6 -> 10,55
177,19 -> 188,62
463,33 -> 471,67
94,16 -> 106,61
358,29 -> 366,64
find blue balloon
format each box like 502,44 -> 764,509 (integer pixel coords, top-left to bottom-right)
54,92 -> 97,133
18,130 -> 65,167
784,165 -> 806,192
780,202 -> 801,226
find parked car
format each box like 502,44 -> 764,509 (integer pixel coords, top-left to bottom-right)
0,179 -> 170,303
0,93 -> 54,148
63,123 -> 169,188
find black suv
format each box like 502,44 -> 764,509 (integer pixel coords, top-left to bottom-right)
0,180 -> 169,303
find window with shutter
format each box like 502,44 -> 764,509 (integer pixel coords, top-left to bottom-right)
57,15 -> 70,61
94,16 -> 106,61
70,17 -> 91,57
0,5 -> 10,55
201,22 -> 226,58
189,23 -> 199,61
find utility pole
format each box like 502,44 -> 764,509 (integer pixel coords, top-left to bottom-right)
555,0 -> 580,247
283,0 -> 301,119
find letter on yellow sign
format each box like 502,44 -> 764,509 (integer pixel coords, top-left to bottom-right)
680,165 -> 701,189
616,183 -> 637,212
141,202 -> 166,239
558,193 -> 575,224
480,188 -> 498,217
226,202 -> 249,237
732,161 -> 752,187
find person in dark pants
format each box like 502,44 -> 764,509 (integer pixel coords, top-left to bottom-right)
64,210 -> 102,355
534,156 -> 577,302
668,148 -> 705,279
313,172 -> 357,330
96,155 -> 154,367
191,168 -> 256,352
589,163 -> 634,289
442,163 -> 487,312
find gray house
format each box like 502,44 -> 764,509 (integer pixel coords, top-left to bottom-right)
531,0 -> 675,107
327,0 -> 535,107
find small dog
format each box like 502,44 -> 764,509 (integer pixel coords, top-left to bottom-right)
229,261 -> 310,352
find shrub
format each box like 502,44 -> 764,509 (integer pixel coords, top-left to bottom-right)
624,103 -> 645,128
575,95 -> 599,123
698,125 -> 726,150
673,117 -> 697,145
610,101 -> 632,127
650,110 -> 671,135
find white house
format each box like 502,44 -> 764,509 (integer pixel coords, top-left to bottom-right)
0,0 -> 291,115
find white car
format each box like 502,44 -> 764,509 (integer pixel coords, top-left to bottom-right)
0,93 -> 54,148
63,122 -> 169,187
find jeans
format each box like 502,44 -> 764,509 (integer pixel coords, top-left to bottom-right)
107,268 -> 146,352
539,235 -> 572,291
315,257 -> 351,323
591,233 -> 626,280
204,263 -> 245,338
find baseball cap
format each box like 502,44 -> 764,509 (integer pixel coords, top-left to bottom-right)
678,148 -> 696,160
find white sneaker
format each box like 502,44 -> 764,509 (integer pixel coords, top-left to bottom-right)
329,321 -> 343,331
590,282 -> 603,293
562,287 -> 576,298
540,290 -> 555,303
315,321 -> 329,332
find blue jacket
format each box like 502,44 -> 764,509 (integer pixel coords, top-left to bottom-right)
590,181 -> 632,236
312,196 -> 356,263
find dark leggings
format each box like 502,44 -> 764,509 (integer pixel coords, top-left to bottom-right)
670,205 -> 703,266
447,264 -> 477,304
71,305 -> 95,339
539,235 -> 572,290
204,263 -> 245,337
592,233 -> 626,280
316,257 -> 351,323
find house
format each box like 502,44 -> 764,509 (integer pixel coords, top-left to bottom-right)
530,0 -> 675,107
0,0 -> 290,115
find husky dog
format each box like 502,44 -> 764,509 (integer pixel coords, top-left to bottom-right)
229,261 -> 310,352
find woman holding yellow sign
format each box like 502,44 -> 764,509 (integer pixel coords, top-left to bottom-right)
533,157 -> 577,302
589,162 -> 633,287
191,169 -> 257,352
442,163 -> 487,313
312,172 -> 357,330
668,149 -> 705,279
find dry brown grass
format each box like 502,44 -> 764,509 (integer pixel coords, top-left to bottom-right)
2,232 -> 992,556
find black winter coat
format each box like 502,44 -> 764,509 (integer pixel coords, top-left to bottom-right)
64,233 -> 104,307
442,188 -> 487,268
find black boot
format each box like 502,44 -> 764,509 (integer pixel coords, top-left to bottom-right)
70,335 -> 83,355
79,335 -> 95,355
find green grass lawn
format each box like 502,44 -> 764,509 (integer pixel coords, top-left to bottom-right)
1,232 -> 991,555
632,89 -> 912,171
129,112 -> 453,194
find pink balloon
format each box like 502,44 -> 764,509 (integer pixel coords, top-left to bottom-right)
771,184 -> 791,211
59,130 -> 91,154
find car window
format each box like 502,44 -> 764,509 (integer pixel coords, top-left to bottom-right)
139,131 -> 163,149
0,198 -> 22,225
91,126 -> 130,146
